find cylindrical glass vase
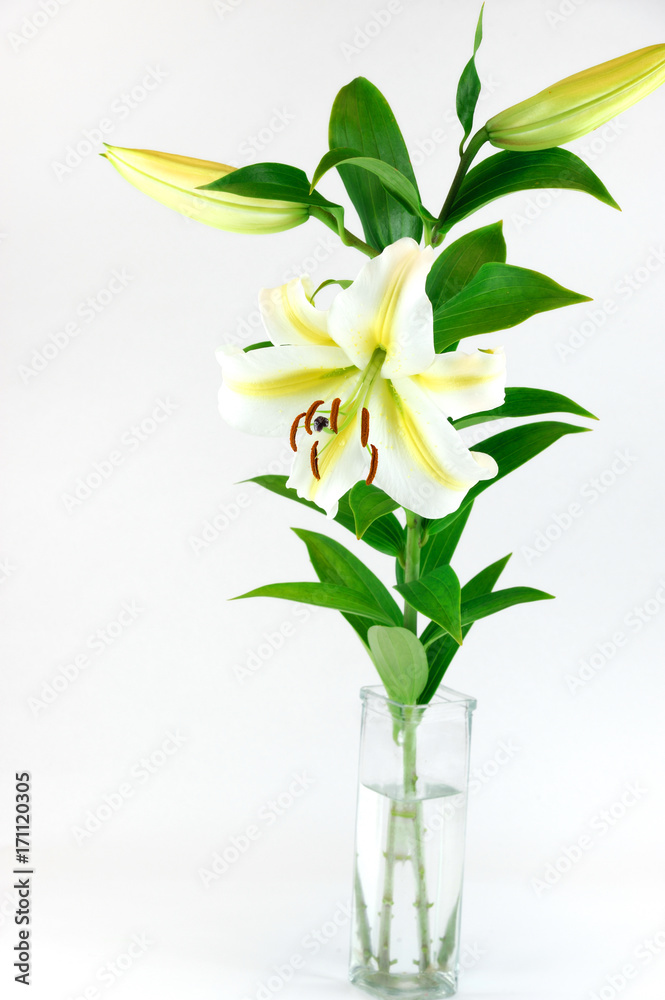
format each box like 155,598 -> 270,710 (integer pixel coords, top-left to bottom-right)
349,684 -> 477,999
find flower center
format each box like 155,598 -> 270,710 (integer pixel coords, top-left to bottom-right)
289,347 -> 385,485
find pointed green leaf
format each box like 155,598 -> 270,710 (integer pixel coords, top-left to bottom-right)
367,626 -> 429,705
349,482 -> 400,540
232,581 -> 395,622
441,147 -> 620,234
337,493 -> 405,559
452,386 -> 597,430
396,565 -> 462,645
292,528 -> 402,646
433,262 -> 591,351
201,161 -> 345,233
426,422 -> 590,537
420,502 -> 473,578
246,476 -> 405,558
426,221 -> 507,312
243,341 -> 272,353
456,4 -> 485,146
329,77 -> 423,250
422,585 -> 553,647
311,278 -> 353,301
312,147 -> 426,218
462,586 -> 554,624
419,554 -> 511,703
437,896 -> 461,969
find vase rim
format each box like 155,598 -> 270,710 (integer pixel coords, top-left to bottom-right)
360,683 -> 477,717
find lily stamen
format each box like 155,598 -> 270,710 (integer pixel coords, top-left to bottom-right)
366,444 -> 379,485
330,397 -> 341,433
304,399 -> 325,434
310,440 -> 321,480
289,411 -> 307,452
360,407 -> 370,447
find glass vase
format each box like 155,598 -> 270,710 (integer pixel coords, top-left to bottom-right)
349,684 -> 477,999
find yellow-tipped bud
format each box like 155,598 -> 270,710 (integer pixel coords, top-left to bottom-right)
103,145 -> 309,235
486,44 -> 665,151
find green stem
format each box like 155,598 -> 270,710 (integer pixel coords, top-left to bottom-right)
311,208 -> 379,258
404,712 -> 431,972
430,127 -> 488,245
403,513 -> 432,970
403,510 -> 422,634
377,801 -> 398,972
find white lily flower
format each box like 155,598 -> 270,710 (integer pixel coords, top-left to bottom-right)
217,238 -> 506,519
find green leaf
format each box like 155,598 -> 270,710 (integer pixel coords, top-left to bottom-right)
367,626 -> 429,705
232,581 -> 395,622
456,4 -> 485,147
292,528 -> 402,645
312,147 -> 426,219
419,554 -> 511,703
426,421 -> 590,537
452,386 -> 597,430
426,221 -> 507,312
349,482 -> 400,540
437,896 -> 461,969
441,147 -> 620,234
200,161 -> 345,233
423,585 -> 553,647
246,475 -> 405,558
311,278 -> 353,301
462,586 -> 553,623
433,262 -> 591,351
243,341 -> 272,353
420,502 -> 473,578
329,77 -> 423,251
396,565 -> 463,645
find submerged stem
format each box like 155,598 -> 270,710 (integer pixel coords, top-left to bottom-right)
404,711 -> 431,972
377,802 -> 398,972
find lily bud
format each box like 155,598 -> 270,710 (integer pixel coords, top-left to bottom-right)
486,44 -> 665,151
102,145 -> 309,234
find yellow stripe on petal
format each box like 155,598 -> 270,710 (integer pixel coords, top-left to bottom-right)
259,277 -> 335,348
217,345 -> 358,437
364,378 -> 497,519
328,238 -> 436,378
414,349 -> 506,420
386,383 -> 469,492
225,366 -> 356,398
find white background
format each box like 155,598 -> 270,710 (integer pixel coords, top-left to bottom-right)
2,0 -> 665,998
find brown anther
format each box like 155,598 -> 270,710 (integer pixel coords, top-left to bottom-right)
289,411 -> 307,452
360,407 -> 370,447
366,444 -> 378,485
310,440 -> 321,480
304,399 -> 325,434
330,397 -> 341,433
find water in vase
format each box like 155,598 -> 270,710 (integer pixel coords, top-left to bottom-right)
351,778 -> 467,999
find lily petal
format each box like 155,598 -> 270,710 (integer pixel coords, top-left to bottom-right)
287,411 -> 368,518
366,378 -> 498,519
328,238 -> 436,379
217,345 -> 357,435
259,276 -> 336,348
414,348 -> 506,419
